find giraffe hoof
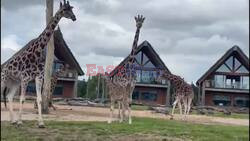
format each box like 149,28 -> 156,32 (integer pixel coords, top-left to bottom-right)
170,115 -> 174,120
11,121 -> 17,125
38,124 -> 45,128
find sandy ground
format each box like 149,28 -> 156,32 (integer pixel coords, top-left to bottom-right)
1,102 -> 249,126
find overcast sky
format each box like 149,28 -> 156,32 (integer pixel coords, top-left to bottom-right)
1,0 -> 249,83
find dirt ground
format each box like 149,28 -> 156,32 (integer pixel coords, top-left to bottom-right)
1,102 -> 249,126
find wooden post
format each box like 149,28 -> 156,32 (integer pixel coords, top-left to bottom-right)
166,80 -> 171,106
42,0 -> 54,114
201,82 -> 205,106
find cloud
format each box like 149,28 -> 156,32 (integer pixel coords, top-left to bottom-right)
1,0 -> 249,83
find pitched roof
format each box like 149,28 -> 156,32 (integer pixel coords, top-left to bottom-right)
1,28 -> 84,76
110,40 -> 171,76
196,45 -> 249,85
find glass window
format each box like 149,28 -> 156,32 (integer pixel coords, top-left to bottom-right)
213,95 -> 231,106
216,64 -> 231,72
236,65 -> 248,73
141,91 -> 157,101
135,52 -> 142,65
234,97 -> 249,107
141,71 -> 150,83
144,61 -> 155,68
214,75 -> 225,88
27,83 -> 36,94
225,56 -> 233,70
53,85 -> 63,95
132,91 -> 139,100
241,76 -> 249,89
136,70 -> 141,82
234,58 -> 241,70
142,53 -> 149,65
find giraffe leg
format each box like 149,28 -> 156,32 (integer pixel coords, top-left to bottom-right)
35,77 -> 45,128
17,82 -> 27,126
7,84 -> 19,124
128,102 -> 132,124
118,101 -> 121,119
119,101 -> 124,123
187,96 -> 192,115
177,99 -> 182,115
171,98 -> 178,120
108,101 -> 114,124
183,98 -> 188,120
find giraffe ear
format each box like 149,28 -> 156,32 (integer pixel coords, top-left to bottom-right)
60,2 -> 62,8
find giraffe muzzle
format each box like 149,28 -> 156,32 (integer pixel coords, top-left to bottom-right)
72,16 -> 76,21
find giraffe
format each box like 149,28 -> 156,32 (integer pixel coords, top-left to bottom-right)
110,15 -> 145,124
34,63 -> 69,110
102,73 -> 126,123
157,72 -> 194,120
1,0 -> 76,128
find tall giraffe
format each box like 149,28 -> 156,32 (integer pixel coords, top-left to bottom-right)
1,0 -> 76,128
111,15 -> 145,124
157,72 -> 194,119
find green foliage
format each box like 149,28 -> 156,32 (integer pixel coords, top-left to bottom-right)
77,79 -> 87,98
1,118 -> 249,141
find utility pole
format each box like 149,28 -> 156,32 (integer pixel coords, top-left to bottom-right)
101,75 -> 104,103
97,74 -> 100,101
42,0 -> 54,114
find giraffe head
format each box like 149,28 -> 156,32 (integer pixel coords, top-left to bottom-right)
59,0 -> 76,21
134,15 -> 145,28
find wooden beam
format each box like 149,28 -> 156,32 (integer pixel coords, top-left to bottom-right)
201,82 -> 205,106
42,0 -> 54,114
166,80 -> 171,106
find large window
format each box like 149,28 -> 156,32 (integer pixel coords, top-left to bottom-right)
234,97 -> 249,107
216,55 -> 248,73
53,85 -> 64,95
241,76 -> 249,89
213,95 -> 231,106
132,91 -> 139,100
141,91 -> 157,101
214,75 -> 225,88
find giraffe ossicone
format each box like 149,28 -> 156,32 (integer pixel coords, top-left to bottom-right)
1,0 -> 76,128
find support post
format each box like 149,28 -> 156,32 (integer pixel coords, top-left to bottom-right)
166,80 -> 171,106
101,76 -> 105,103
42,0 -> 54,114
201,82 -> 205,106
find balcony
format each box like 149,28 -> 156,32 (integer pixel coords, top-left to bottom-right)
204,80 -> 249,91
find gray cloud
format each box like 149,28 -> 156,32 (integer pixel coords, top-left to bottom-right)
1,0 -> 249,83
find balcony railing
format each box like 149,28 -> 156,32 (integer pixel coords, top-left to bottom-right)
204,80 -> 249,90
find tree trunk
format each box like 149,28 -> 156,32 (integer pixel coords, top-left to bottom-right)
42,0 -> 54,114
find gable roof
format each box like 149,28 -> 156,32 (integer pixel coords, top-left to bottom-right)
110,40 -> 171,76
1,28 -> 84,76
196,45 -> 249,85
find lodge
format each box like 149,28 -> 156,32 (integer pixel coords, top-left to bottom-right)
111,40 -> 172,106
196,45 -> 249,107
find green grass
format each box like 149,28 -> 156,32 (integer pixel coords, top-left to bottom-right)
1,117 -> 249,141
131,105 -> 150,111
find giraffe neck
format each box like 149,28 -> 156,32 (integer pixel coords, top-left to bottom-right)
126,27 -> 141,80
38,9 -> 63,45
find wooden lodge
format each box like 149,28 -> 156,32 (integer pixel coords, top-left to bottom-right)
196,46 -> 249,107
111,41 -> 172,106
2,28 -> 84,98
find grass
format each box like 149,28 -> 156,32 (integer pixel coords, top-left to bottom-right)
172,108 -> 249,119
1,117 -> 249,141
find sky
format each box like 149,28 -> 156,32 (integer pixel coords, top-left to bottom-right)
1,0 -> 249,83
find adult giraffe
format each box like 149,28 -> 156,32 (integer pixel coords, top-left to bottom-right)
1,0 -> 76,128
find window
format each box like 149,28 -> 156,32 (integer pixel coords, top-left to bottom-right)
225,56 -> 233,70
234,97 -> 249,107
236,66 -> 248,73
132,91 -> 139,100
142,53 -> 149,65
53,85 -> 64,95
216,64 -> 231,72
241,76 -> 249,89
141,91 -> 157,101
213,95 -> 231,106
214,75 -> 225,88
27,83 -> 36,94
53,62 -> 63,73
135,52 -> 142,65
234,58 -> 241,69
136,70 -> 141,82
